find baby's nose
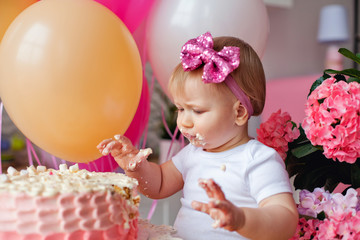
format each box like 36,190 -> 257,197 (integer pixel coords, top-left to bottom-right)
180,112 -> 193,128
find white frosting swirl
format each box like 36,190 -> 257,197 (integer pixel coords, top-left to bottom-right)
0,164 -> 138,197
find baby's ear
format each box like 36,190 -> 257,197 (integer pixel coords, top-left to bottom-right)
234,100 -> 248,126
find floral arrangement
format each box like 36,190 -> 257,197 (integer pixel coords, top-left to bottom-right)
257,109 -> 300,160
257,48 -> 360,239
290,188 -> 360,239
302,77 -> 360,164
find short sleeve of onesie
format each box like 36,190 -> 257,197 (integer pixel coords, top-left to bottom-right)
172,144 -> 192,180
246,141 -> 292,203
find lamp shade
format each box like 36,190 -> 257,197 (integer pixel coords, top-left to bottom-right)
317,4 -> 349,43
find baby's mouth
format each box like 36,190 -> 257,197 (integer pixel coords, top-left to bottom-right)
181,131 -> 206,146
181,132 -> 193,140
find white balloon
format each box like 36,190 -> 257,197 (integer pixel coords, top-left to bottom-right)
146,0 -> 270,97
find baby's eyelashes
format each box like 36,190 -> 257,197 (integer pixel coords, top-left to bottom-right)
176,108 -> 204,114
193,109 -> 204,114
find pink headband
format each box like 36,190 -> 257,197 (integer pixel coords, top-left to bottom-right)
180,32 -> 254,117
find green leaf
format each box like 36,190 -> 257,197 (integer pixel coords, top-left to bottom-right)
290,121 -> 297,129
289,149 -> 352,192
325,68 -> 360,80
290,125 -> 308,145
291,143 -> 319,158
285,155 -> 307,177
293,165 -> 342,192
317,211 -> 326,221
347,77 -> 360,83
339,48 -> 360,64
351,160 -> 360,188
293,164 -> 331,191
308,73 -> 330,97
324,177 -> 343,193
334,74 -> 347,82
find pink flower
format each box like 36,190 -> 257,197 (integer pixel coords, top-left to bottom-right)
257,109 -> 300,160
292,188 -> 360,239
289,218 -> 320,240
298,188 -> 359,218
301,219 -> 320,239
302,78 -> 360,164
297,188 -> 331,217
327,189 -> 359,218
317,211 -> 360,239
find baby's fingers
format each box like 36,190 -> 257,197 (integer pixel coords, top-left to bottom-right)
209,199 -> 243,231
191,200 -> 210,214
100,140 -> 122,156
192,199 -> 231,229
97,138 -> 113,151
114,135 -> 135,153
209,199 -> 232,213
199,179 -> 226,201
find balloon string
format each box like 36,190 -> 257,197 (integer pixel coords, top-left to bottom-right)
168,127 -> 181,161
141,24 -> 148,69
161,107 -> 174,139
91,161 -> 99,172
0,102 -> 3,174
101,155 -> 105,172
147,199 -> 158,220
107,155 -> 114,172
30,141 -> 42,166
51,155 -> 59,170
138,16 -> 149,149
26,139 -> 33,166
87,162 -> 92,172
26,139 -> 42,166
181,132 -> 185,148
161,106 -> 178,161
144,74 -> 157,220
141,74 -> 155,150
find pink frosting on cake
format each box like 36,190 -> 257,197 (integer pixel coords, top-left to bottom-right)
0,164 -> 139,240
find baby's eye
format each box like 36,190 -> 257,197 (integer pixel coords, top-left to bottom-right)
193,109 -> 203,114
176,107 -> 184,112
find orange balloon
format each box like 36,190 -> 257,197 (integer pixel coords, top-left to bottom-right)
0,0 -> 142,163
0,0 -> 38,42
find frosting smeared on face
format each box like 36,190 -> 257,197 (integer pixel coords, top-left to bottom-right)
193,133 -> 206,146
179,128 -> 206,146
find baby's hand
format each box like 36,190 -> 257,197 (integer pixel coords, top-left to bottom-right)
97,134 -> 152,171
191,179 -> 244,232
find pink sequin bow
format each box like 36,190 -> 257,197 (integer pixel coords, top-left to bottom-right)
180,32 -> 240,83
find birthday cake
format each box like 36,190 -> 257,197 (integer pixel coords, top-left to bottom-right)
0,164 -> 139,240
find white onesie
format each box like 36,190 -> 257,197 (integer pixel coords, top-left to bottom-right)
172,139 -> 293,240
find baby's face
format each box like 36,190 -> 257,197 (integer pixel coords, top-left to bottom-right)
171,76 -> 243,152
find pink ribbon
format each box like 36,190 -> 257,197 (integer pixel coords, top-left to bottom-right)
181,32 -> 240,84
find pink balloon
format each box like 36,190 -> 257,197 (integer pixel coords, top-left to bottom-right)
94,0 -> 155,33
78,76 -> 150,172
